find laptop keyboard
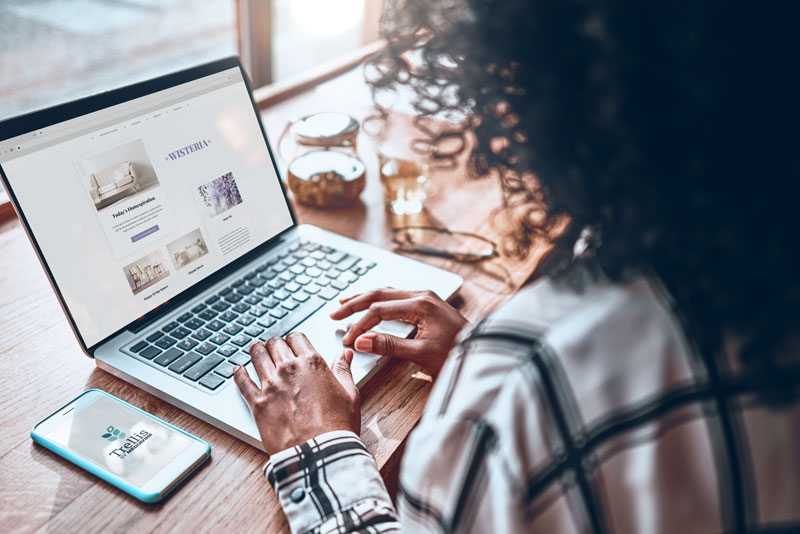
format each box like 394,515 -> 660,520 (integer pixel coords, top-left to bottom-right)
124,239 -> 376,393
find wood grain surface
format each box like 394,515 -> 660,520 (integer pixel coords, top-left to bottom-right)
0,69 -> 545,533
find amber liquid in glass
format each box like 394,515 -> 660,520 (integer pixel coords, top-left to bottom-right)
379,157 -> 429,215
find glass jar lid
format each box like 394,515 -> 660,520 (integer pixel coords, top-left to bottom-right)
291,112 -> 359,147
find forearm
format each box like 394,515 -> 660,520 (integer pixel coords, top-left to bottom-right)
265,430 -> 400,534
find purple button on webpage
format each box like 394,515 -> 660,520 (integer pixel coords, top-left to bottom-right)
131,225 -> 159,243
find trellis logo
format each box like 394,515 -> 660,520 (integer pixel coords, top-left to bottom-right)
102,424 -> 154,460
101,425 -> 126,442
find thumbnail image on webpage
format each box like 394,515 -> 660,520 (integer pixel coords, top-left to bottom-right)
166,228 -> 209,271
122,249 -> 170,296
194,170 -> 253,258
75,138 -> 159,211
74,138 -> 178,259
197,171 -> 242,217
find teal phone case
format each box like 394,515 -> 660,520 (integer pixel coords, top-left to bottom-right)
30,389 -> 211,503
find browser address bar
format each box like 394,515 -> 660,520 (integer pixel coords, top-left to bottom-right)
21,71 -> 238,149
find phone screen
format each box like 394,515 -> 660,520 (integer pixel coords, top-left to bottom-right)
40,394 -> 193,488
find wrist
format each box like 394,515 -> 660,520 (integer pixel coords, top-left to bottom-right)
260,417 -> 360,455
264,429 -> 362,486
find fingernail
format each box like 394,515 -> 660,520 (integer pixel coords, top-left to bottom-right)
233,365 -> 242,372
354,334 -> 375,352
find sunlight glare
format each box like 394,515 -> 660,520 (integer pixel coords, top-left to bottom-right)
290,0 -> 365,37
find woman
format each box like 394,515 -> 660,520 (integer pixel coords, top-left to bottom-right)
233,1 -> 800,532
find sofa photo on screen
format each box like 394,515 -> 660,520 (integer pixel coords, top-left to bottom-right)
89,162 -> 138,205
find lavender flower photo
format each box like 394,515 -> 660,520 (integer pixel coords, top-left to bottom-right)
197,171 -> 243,217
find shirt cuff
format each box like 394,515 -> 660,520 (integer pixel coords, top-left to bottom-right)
263,431 -> 393,534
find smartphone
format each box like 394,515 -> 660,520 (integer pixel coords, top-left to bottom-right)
31,389 -> 210,503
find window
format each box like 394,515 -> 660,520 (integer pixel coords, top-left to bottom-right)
272,0 -> 375,80
0,1 -> 238,118
0,0 -> 384,213
0,0 -> 383,117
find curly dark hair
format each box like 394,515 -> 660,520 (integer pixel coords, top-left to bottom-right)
368,1 -> 800,398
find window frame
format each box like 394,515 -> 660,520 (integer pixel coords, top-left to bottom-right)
238,0 -> 384,89
237,0 -> 274,88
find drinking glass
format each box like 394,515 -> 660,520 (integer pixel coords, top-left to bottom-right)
377,147 -> 430,215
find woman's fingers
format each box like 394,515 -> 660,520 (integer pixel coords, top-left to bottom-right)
285,331 -> 316,359
331,349 -> 358,399
249,341 -> 276,383
337,292 -> 364,306
330,287 -> 421,320
341,297 -> 422,345
353,332 -> 426,360
265,336 -> 296,364
233,364 -> 260,404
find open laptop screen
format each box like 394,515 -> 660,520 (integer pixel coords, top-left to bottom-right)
0,64 -> 293,349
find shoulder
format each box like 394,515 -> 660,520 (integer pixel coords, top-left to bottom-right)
472,272 -> 681,349
463,270 -> 694,380
458,273 -> 696,418
419,271 -> 695,461
428,273 -> 683,397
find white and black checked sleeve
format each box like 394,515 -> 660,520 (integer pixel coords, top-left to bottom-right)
264,430 -> 400,534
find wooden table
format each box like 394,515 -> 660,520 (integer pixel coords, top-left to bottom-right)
0,68 -> 544,533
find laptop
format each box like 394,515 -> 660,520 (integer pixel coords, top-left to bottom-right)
0,57 -> 462,450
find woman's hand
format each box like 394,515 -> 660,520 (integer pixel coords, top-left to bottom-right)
233,333 -> 360,455
331,288 -> 469,375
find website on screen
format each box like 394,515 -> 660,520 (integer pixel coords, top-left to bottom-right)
0,69 -> 293,347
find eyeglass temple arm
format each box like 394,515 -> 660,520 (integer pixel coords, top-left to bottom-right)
398,243 -> 494,261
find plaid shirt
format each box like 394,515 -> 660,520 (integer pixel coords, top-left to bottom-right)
265,276 -> 800,533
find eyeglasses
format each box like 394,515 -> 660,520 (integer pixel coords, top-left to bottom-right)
391,226 -> 499,262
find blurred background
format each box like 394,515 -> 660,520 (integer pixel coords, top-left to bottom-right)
0,0 -> 383,119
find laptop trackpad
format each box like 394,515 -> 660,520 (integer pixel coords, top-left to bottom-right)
337,318 -> 414,343
375,319 -> 415,337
